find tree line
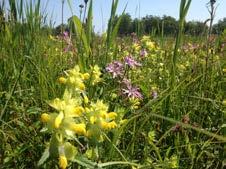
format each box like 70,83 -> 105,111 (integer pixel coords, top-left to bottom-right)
48,13 -> 226,37
113,13 -> 226,36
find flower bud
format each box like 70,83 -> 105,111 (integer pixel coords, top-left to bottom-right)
223,100 -> 226,106
59,155 -> 67,169
107,112 -> 117,119
78,83 -> 85,91
58,77 -> 67,84
73,106 -> 84,116
82,73 -> 90,80
70,123 -> 86,135
84,95 -> 89,104
41,113 -> 50,123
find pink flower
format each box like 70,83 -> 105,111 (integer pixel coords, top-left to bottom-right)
62,31 -> 73,52
151,91 -> 158,99
124,56 -> 141,68
140,49 -> 147,58
106,61 -> 124,78
122,82 -> 143,99
63,31 -> 69,38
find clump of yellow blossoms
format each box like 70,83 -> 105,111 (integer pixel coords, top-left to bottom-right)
40,65 -> 122,168
141,35 -> 156,51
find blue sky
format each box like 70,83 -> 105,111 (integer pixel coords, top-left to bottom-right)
44,0 -> 226,33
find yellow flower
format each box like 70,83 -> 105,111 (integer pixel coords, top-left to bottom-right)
170,155 -> 178,168
90,116 -> 96,124
132,43 -> 141,51
223,100 -> 226,106
49,35 -> 55,41
146,41 -> 155,50
123,51 -> 129,56
120,119 -> 128,125
81,73 -> 90,80
107,112 -> 117,119
100,121 -> 117,130
223,68 -> 226,73
41,113 -> 50,123
110,93 -> 117,99
84,95 -> 89,104
91,65 -> 102,85
49,98 -> 66,111
85,149 -> 93,159
68,66 -> 80,76
68,76 -> 76,84
91,100 -> 108,113
178,64 -> 186,71
141,35 -> 150,41
85,107 -> 91,112
58,77 -> 67,84
100,111 -> 107,118
78,82 -> 85,91
108,121 -> 117,129
59,155 -> 68,169
100,120 -> 108,129
151,86 -> 158,91
72,106 -> 84,116
70,123 -> 86,135
55,112 -> 64,128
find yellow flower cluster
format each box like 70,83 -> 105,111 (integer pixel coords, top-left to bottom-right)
129,98 -> 141,110
57,65 -> 89,91
40,65 -> 120,168
87,100 -> 117,131
132,43 -> 141,53
141,35 -> 156,51
90,65 -> 102,85
59,155 -> 68,169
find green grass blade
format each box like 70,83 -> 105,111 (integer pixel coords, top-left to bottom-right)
86,0 -> 93,46
70,16 -> 90,54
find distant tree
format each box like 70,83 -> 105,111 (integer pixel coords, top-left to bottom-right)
113,13 -> 132,36
161,15 -> 178,35
142,15 -> 161,35
185,21 -> 208,36
53,23 -> 69,35
131,18 -> 144,36
103,13 -> 226,36
212,18 -> 226,34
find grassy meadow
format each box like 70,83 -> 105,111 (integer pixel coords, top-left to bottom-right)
0,0 -> 226,168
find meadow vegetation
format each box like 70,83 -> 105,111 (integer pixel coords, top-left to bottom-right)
0,0 -> 226,168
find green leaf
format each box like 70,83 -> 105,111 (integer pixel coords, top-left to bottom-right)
165,146 -> 172,158
38,147 -> 49,166
86,0 -> 93,46
70,16 -> 90,55
111,4 -> 127,45
49,134 -> 60,158
64,142 -> 78,160
98,161 -> 140,168
106,0 -> 119,60
72,155 -> 97,168
148,130 -> 155,144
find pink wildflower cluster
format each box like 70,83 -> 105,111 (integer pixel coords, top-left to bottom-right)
62,31 -> 73,52
105,55 -> 143,99
106,61 -> 124,78
106,55 -> 141,78
121,78 -> 143,99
